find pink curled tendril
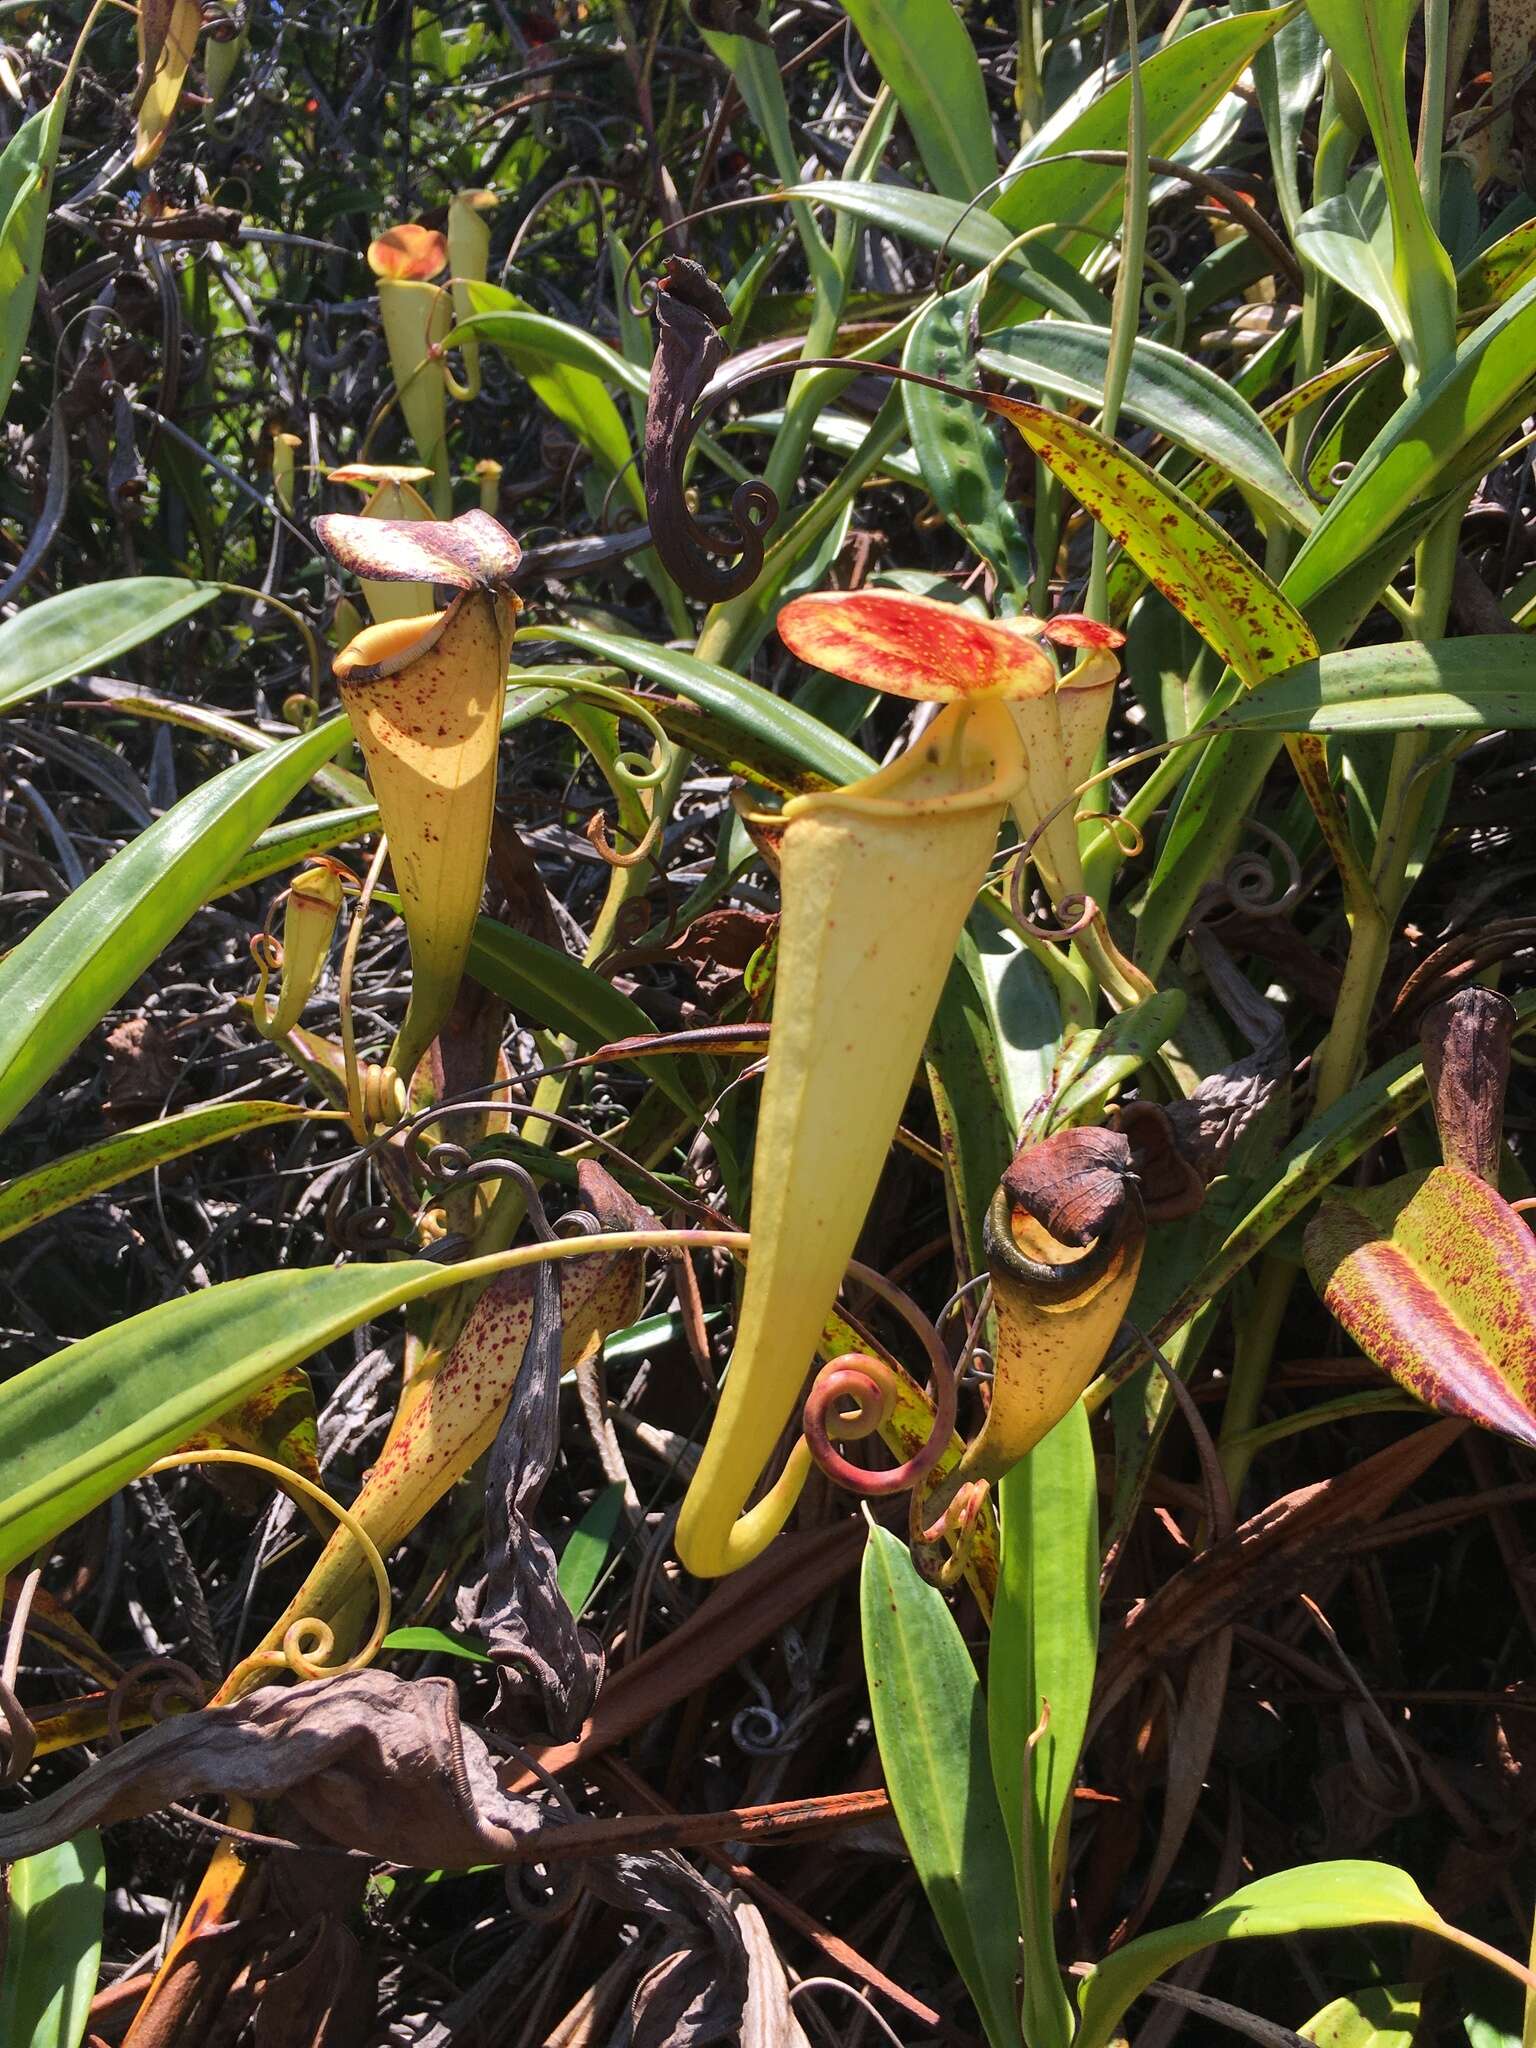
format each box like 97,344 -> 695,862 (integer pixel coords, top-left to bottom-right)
800,1259 -> 958,1498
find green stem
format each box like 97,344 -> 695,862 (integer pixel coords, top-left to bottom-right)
1417,0 -> 1450,223
1015,0 -> 1045,140
1086,2 -> 1146,625
1310,498 -> 1462,1113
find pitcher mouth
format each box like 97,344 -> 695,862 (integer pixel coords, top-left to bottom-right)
742,695 -> 1025,828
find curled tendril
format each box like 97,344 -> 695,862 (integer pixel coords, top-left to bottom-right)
802,1356 -> 899,1477
1012,877 -> 1100,945
324,1086 -> 715,1259
1087,810 -> 1144,860
359,1061 -> 407,1129
146,1451 -> 392,1690
498,1741 -> 586,1923
0,1676 -> 36,1788
1193,815 -> 1304,927
800,1259 -> 958,1498
585,807 -> 662,870
543,674 -> 674,780
249,929 -> 283,975
106,1657 -> 207,1748
417,1145 -> 602,1250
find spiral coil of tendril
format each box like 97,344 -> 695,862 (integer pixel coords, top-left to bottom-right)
145,1451 -> 392,1691
1008,863 -> 1102,947
798,1261 -> 959,1499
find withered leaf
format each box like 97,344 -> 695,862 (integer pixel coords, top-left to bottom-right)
1420,985 -> 1516,1184
0,1668 -> 748,2048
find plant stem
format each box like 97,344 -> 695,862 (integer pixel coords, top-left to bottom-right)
1310,498 -> 1462,1113
1085,3 -> 1146,626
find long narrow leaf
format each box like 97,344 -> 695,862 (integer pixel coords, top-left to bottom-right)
0,578 -> 220,712
981,324 -> 1314,532
840,0 -> 995,201
861,1523 -> 1021,2048
0,716 -> 347,1132
0,1831 -> 105,2048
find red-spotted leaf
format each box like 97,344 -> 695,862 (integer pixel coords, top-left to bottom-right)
984,396 -> 1317,685
1305,1167 -> 1536,1448
776,589 -> 1059,702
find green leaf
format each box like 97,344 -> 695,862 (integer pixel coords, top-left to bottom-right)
1458,217 -> 1536,311
0,717 -> 348,1134
446,302 -> 651,406
0,1257 -> 448,1575
925,941 -> 1017,1271
0,1831 -> 105,2048
967,913 -> 1062,1131
1233,0 -> 1325,234
1076,1862 -> 1447,2048
1305,1167 -> 1536,1449
1305,0 -> 1457,374
0,90 -> 69,417
534,622 -> 875,786
556,1481 -> 626,1616
72,677 -> 371,809
989,1407 -> 1099,2048
905,281 -> 1037,594
991,10 -> 1297,262
216,805 -> 379,895
860,1522 -> 1021,2048
0,579 -> 221,712
981,322 -> 1315,533
383,1626 -> 491,1663
0,1100 -> 315,1243
464,283 -> 644,517
731,408 -> 923,483
776,183 -> 1110,323
1288,272 -> 1536,641
1301,1983 -> 1423,2048
1296,170 -> 1413,358
839,0 -> 995,201
1212,635 -> 1536,734
1138,273 -> 1536,968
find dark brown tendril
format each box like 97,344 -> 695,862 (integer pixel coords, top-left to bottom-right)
323,1081 -> 724,1258
1189,815 -> 1303,929
106,1657 -> 207,1748
498,1741 -> 586,1924
166,1801 -> 373,1857
420,1144 -> 603,1248
800,1259 -> 958,1498
643,256 -> 779,600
